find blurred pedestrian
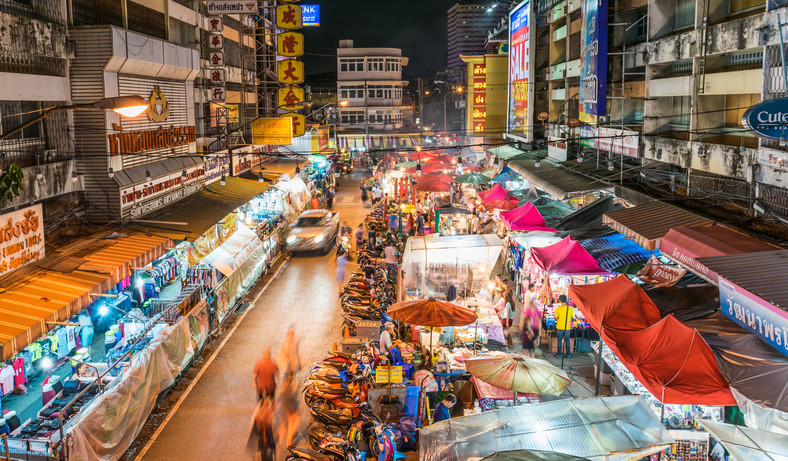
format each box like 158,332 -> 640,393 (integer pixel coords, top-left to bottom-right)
326,186 -> 335,209
361,185 -> 369,206
253,347 -> 278,400
247,398 -> 276,461
310,193 -> 320,210
279,327 -> 301,377
336,253 -> 348,295
278,372 -> 300,448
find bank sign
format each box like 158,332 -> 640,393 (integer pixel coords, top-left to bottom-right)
742,97 -> 788,139
719,276 -> 788,357
302,5 -> 319,26
579,0 -> 608,125
507,0 -> 532,141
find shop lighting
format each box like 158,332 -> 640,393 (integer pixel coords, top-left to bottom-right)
99,303 -> 147,323
145,170 -> 152,182
295,165 -> 301,174
535,158 -> 541,168
36,167 -> 42,179
45,350 -> 101,376
608,160 -> 615,171
40,356 -> 54,371
258,172 -> 264,183
108,167 -> 114,178
416,163 -> 422,172
71,171 -> 79,182
576,154 -> 583,163
220,174 -> 226,186
181,170 -> 187,178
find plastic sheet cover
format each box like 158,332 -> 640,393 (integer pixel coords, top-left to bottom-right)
65,318 -> 194,461
419,396 -> 673,461
401,234 -> 503,290
697,419 -> 788,460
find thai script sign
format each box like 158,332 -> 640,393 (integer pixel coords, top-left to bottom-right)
579,0 -> 608,125
206,1 -> 258,14
108,126 -> 196,155
719,277 -> 788,357
0,205 -> 44,276
120,165 -> 205,213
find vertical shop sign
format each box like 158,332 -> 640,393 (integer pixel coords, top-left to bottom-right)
719,277 -> 788,358
0,204 -> 44,276
205,17 -> 227,117
507,0 -> 533,141
277,4 -> 306,138
579,0 -> 608,125
276,3 -> 303,29
472,63 -> 487,134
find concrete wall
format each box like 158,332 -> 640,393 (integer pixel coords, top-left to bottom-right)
0,161 -> 81,214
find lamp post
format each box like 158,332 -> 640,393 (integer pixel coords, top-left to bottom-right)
0,96 -> 148,142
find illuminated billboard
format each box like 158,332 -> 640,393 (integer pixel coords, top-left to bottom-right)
302,5 -> 320,26
507,0 -> 533,142
579,0 -> 608,124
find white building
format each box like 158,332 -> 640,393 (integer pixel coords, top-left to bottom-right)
336,40 -> 412,132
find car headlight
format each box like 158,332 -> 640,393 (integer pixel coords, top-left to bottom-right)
287,235 -> 297,244
313,234 -> 325,243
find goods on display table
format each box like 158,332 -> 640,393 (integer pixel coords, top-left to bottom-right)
469,376 -> 540,412
592,342 -> 724,428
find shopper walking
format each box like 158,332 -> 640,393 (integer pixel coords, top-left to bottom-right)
554,294 -> 573,359
279,327 -> 301,377
336,253 -> 349,295
253,347 -> 279,400
353,223 -> 365,252
384,243 -> 398,282
278,372 -> 300,449
415,212 -> 425,236
522,284 -> 541,347
519,304 -> 539,357
500,290 -> 515,347
361,185 -> 369,206
247,398 -> 276,461
310,193 -> 320,210
326,186 -> 335,210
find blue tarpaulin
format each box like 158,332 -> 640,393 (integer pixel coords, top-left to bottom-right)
580,233 -> 653,272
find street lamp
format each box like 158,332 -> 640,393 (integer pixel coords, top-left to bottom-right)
0,96 -> 148,141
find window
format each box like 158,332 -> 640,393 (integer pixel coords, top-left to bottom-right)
0,101 -> 43,141
675,0 -> 695,30
339,58 -> 364,72
730,0 -> 764,13
725,94 -> 759,126
339,85 -> 365,99
340,110 -> 365,124
367,58 -> 384,72
385,58 -> 400,72
671,96 -> 691,127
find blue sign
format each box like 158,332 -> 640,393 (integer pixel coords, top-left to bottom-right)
579,0 -> 608,125
742,97 -> 788,140
719,276 -> 788,357
302,4 -> 319,26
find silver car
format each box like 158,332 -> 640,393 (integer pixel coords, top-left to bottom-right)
285,209 -> 340,253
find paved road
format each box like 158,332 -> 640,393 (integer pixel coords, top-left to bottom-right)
133,170 -> 369,460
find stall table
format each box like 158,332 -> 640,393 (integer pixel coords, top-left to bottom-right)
470,376 -> 541,411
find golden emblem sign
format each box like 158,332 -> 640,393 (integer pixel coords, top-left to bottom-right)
148,86 -> 170,122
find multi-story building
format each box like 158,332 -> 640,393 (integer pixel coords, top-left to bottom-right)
447,1 -> 508,74
336,40 -> 413,133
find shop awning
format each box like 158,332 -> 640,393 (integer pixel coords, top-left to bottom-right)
697,419 -> 788,461
419,395 -> 674,461
661,225 -> 778,283
508,157 -> 612,200
530,236 -> 610,276
487,145 -> 525,159
569,275 -> 663,334
252,158 -> 306,182
199,223 -> 262,276
580,233 -> 652,272
73,234 -> 172,284
602,201 -> 712,251
697,250 -> 788,309
125,176 -> 269,241
500,203 -> 556,232
605,315 -> 736,405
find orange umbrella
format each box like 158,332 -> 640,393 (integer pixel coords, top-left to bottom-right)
388,298 -> 478,327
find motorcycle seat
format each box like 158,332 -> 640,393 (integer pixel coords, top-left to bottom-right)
290,446 -> 334,461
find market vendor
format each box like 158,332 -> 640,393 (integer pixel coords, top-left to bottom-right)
433,394 -> 457,423
554,295 -> 573,359
379,322 -> 396,359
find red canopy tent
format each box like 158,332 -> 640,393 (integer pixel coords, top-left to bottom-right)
569,275 -> 662,334
605,315 -> 736,405
530,236 -> 610,275
478,184 -> 517,202
483,199 -> 519,210
415,174 -> 453,183
500,203 -> 557,232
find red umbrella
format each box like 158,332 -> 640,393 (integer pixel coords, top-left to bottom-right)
388,298 -> 478,327
414,180 -> 453,192
462,165 -> 483,172
415,174 -> 454,183
484,199 -> 519,210
404,164 -> 450,175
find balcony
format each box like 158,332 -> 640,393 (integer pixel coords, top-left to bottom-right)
645,134 -> 757,180
551,2 -> 566,22
649,76 -> 693,97
566,59 -> 581,78
701,69 -> 762,95
548,62 -> 566,81
552,88 -> 567,100
567,0 -> 581,13
553,24 -> 567,42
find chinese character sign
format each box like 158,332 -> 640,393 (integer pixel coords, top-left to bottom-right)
209,52 -> 224,66
207,17 -> 222,32
278,59 -> 304,84
277,31 -> 304,57
209,69 -> 226,84
209,33 -> 223,49
276,4 -> 303,29
508,1 -> 532,140
278,86 -> 305,109
211,87 -> 226,101
579,0 -> 608,125
283,113 -> 306,137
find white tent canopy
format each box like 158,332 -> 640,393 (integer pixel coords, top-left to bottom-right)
698,419 -> 788,461
199,223 -> 261,276
420,396 -> 674,461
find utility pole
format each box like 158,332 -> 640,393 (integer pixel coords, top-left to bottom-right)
417,77 -> 424,126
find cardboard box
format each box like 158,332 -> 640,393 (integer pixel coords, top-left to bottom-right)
340,336 -> 368,353
355,320 -> 380,342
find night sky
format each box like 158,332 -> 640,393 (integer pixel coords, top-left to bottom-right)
302,0 -> 460,78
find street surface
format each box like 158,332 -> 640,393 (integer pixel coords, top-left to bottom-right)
126,170 -> 368,460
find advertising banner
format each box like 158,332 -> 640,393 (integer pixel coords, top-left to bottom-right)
0,204 -> 44,276
579,0 -> 608,125
251,117 -> 293,145
578,126 -> 640,158
719,277 -> 788,357
507,1 -> 532,141
636,255 -> 687,287
302,5 -> 320,26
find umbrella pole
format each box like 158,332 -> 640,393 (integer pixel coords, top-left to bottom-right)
512,390 -> 517,407
594,331 -> 604,396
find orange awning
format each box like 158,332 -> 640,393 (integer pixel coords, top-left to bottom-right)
0,233 -> 172,360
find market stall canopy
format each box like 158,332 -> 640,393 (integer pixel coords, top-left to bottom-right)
688,312 -> 788,415
414,180 -> 453,192
483,199 -> 519,211
530,236 -> 610,276
0,233 -> 171,360
569,275 -> 662,334
436,206 -> 472,215
580,233 -> 652,272
661,224 -> 778,283
388,298 -> 477,327
198,223 -> 261,276
395,161 -> 418,168
697,419 -> 788,461
491,165 -> 519,184
554,196 -> 619,231
697,250 -> 788,310
482,450 -> 591,461
416,173 -> 454,183
455,173 -> 491,184
419,395 -> 674,461
510,231 -> 564,251
126,176 -> 269,241
605,315 -> 736,405
478,184 -> 517,202
535,203 -> 573,220
487,145 -> 526,159
465,351 -> 570,396
401,234 -> 503,287
500,203 -> 557,232
602,201 -> 712,251
508,157 -> 612,200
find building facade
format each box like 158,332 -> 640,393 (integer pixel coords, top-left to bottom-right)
461,54 -> 509,142
447,1 -> 508,74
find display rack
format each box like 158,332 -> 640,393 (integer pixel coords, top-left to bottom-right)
592,342 -> 724,428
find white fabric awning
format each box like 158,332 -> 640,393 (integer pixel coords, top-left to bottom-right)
199,223 -> 262,276
698,419 -> 788,461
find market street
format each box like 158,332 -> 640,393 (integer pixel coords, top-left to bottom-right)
128,170 -> 369,461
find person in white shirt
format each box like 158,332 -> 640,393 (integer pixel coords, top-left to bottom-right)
379,322 -> 395,358
372,186 -> 383,204
470,214 -> 480,234
384,244 -> 398,282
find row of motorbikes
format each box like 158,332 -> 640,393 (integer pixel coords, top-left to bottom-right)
288,203 -> 412,461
